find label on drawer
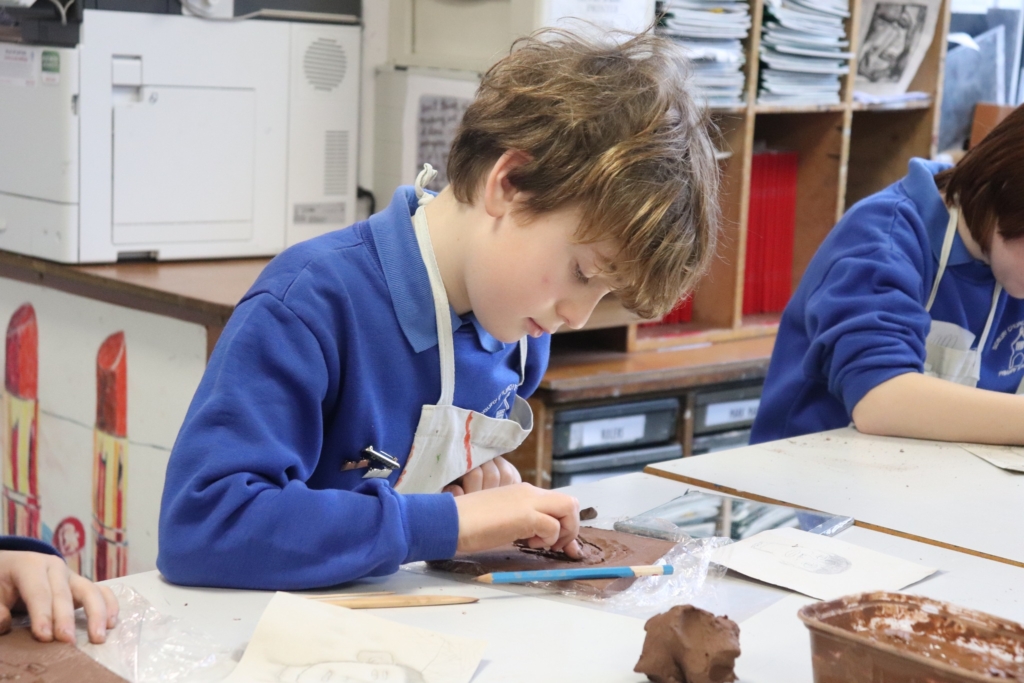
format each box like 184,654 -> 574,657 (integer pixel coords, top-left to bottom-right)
704,399 -> 760,428
569,414 -> 646,450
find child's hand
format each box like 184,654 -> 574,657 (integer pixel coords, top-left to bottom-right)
0,550 -> 119,644
442,456 -> 522,496
453,483 -> 581,558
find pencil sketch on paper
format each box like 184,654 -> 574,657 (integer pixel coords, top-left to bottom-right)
751,540 -> 852,575
276,652 -> 427,683
858,3 -> 928,84
854,0 -> 939,96
223,592 -> 486,683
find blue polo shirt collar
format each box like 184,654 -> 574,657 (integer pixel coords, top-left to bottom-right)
367,187 -> 505,354
903,157 -> 975,267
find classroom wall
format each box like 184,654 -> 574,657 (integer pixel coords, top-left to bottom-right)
358,1 -> 389,199
0,279 -> 206,579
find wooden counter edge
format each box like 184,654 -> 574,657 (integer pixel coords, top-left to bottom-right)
0,249 -> 235,329
645,466 -> 1024,569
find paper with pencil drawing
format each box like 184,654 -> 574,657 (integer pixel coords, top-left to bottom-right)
710,527 -> 936,600
223,592 -> 487,683
959,443 -> 1024,473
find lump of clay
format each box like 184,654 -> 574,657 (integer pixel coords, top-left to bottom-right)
634,605 -> 741,683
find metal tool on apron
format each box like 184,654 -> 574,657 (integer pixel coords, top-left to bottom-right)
382,164 -> 534,494
922,205 -> 1003,388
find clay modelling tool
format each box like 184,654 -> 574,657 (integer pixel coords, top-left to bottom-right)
317,594 -> 479,609
477,564 -> 674,584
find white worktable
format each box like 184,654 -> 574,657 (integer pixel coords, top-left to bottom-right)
104,472 -> 1024,683
645,427 -> 1024,567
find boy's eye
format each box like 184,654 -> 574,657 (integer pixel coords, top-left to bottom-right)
573,263 -> 590,285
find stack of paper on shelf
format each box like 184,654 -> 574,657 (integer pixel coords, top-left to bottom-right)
758,0 -> 853,105
743,150 -> 798,315
658,0 -> 752,106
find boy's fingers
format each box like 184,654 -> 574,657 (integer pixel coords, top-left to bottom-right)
528,511 -> 561,547
494,457 -> 521,487
557,539 -> 582,559
461,467 -> 483,494
71,575 -> 110,644
100,585 -> 119,628
0,603 -> 11,635
479,461 -> 500,490
16,564 -> 54,642
442,483 -> 465,497
47,564 -> 76,643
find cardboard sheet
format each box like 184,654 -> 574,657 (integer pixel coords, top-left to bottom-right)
710,527 -> 937,601
960,443 -> 1024,473
223,592 -> 487,683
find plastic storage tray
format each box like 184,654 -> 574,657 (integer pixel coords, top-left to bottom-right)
798,592 -> 1024,682
693,383 -> 762,435
551,398 -> 679,458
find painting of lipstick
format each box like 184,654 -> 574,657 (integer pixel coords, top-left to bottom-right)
3,304 -> 41,538
92,331 -> 127,581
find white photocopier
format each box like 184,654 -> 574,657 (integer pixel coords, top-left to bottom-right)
0,0 -> 361,262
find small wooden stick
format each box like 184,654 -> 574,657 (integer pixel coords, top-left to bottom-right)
319,595 -> 479,609
305,591 -> 395,600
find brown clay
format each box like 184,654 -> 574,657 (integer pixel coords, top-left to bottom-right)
0,626 -> 128,682
799,592 -> 1024,682
428,527 -> 675,596
634,605 -> 741,683
579,507 -> 598,521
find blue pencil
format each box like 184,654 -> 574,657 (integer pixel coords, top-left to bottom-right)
476,564 -> 674,584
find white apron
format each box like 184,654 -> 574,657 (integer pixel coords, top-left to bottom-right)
922,206 -> 1004,388
393,165 -> 534,494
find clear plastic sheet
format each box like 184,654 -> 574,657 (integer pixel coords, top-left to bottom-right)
578,535 -> 733,620
411,530 -> 734,621
613,491 -> 853,542
73,583 -> 236,683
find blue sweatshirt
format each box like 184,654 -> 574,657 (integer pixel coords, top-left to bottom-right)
752,159 -> 1024,443
0,536 -> 61,557
158,187 -> 550,590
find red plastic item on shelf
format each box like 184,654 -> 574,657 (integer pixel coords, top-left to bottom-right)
743,150 -> 798,316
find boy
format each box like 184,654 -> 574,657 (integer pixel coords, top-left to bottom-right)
752,105 -> 1024,444
158,29 -> 720,590
0,536 -> 118,643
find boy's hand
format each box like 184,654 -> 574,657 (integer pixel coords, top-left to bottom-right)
442,456 -> 521,496
453,483 -> 581,559
0,550 -> 119,644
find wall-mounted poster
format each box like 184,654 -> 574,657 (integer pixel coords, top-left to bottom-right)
0,278 -> 206,579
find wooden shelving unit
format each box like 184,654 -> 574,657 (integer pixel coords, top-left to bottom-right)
576,0 -> 952,352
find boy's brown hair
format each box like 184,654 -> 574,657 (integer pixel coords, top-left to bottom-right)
447,29 -> 720,319
935,104 -> 1024,251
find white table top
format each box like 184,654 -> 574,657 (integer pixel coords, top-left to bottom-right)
104,472 -> 1024,682
645,427 -> 1024,567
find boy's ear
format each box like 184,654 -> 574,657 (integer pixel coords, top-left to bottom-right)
482,150 -> 531,219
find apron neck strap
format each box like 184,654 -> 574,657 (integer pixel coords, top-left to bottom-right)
410,165 -> 530,406
415,164 -> 437,207
926,204 -> 1003,354
926,206 -> 959,312
977,282 -> 1004,355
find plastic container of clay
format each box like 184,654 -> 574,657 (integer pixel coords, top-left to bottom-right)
797,592 -> 1024,682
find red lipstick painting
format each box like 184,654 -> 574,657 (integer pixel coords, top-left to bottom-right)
3,304 -> 41,538
92,331 -> 128,581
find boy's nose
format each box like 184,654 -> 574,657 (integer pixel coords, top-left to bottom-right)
557,291 -> 606,330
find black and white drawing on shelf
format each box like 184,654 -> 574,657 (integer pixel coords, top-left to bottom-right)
854,0 -> 940,96
857,3 -> 928,84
